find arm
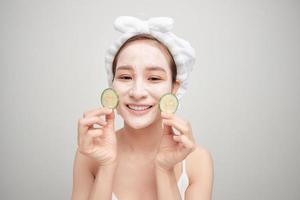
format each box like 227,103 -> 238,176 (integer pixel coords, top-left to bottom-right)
185,147 -> 214,200
155,113 -> 197,200
88,161 -> 117,200
155,165 -> 182,200
71,150 -> 95,200
72,107 -> 118,199
71,149 -> 117,200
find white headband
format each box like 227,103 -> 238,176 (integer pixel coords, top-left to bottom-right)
105,16 -> 196,101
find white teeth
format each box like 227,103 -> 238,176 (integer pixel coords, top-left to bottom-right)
128,105 -> 151,111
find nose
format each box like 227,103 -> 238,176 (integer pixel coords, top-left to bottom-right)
129,79 -> 148,100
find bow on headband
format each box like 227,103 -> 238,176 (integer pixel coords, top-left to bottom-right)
114,16 -> 174,34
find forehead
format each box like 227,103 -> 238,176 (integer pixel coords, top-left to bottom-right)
116,40 -> 171,72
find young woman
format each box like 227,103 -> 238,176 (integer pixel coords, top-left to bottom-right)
71,16 -> 214,200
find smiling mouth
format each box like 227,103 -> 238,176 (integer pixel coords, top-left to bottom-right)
126,104 -> 153,111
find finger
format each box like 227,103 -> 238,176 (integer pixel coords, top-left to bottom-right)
172,127 -> 181,136
86,128 -> 103,138
162,119 -> 195,141
161,112 -> 189,128
91,119 -> 108,128
161,112 -> 174,118
80,116 -> 107,127
94,119 -> 108,127
93,123 -> 105,129
79,131 -> 94,150
162,124 -> 173,135
78,116 -> 107,133
79,129 -> 103,149
161,112 -> 186,123
161,113 -> 195,140
83,107 -> 113,118
162,119 -> 189,136
105,109 -> 115,129
172,135 -> 195,149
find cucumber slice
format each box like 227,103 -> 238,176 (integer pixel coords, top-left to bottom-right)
100,88 -> 119,109
159,93 -> 179,114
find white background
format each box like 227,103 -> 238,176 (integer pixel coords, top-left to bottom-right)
1,0 -> 299,199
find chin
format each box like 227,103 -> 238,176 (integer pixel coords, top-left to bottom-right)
124,116 -> 155,130
128,122 -> 151,130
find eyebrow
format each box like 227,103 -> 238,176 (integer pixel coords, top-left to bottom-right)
146,66 -> 167,73
116,65 -> 167,73
116,65 -> 133,71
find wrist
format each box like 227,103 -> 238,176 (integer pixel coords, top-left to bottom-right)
96,155 -> 118,166
97,159 -> 118,171
155,164 -> 177,186
96,161 -> 118,177
154,163 -> 174,174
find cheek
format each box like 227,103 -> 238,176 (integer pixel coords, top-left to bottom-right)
112,81 -> 130,94
147,83 -> 173,101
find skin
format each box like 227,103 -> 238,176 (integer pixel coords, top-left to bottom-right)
72,40 -> 214,200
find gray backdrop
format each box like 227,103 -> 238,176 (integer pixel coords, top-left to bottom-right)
1,0 -> 299,199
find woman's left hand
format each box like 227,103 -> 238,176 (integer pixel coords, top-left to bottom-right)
155,112 -> 196,171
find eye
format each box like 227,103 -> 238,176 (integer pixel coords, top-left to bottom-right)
118,75 -> 132,80
149,77 -> 162,81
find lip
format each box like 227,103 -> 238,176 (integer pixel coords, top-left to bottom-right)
127,104 -> 152,107
126,104 -> 153,115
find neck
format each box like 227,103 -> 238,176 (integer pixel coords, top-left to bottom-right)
119,118 -> 163,156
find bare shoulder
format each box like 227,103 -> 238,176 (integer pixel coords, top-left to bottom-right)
185,144 -> 214,184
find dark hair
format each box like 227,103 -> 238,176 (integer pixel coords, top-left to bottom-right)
111,33 -> 177,83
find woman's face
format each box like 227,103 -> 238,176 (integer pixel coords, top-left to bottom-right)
112,40 -> 179,130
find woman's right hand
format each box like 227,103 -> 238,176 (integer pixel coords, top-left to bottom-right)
77,107 -> 117,166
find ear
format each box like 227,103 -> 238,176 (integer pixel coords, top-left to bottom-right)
171,80 -> 181,94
